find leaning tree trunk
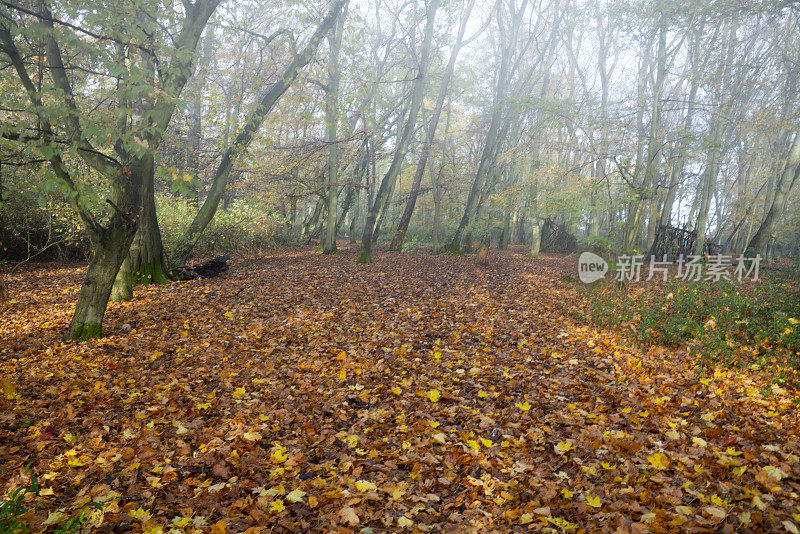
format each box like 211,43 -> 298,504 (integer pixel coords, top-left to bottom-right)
747,131 -> 800,256
357,0 -> 438,264
694,120 -> 723,256
389,0 -> 472,252
172,0 -> 346,267
68,226 -> 136,341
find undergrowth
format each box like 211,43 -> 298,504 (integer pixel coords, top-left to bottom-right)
583,274 -> 800,387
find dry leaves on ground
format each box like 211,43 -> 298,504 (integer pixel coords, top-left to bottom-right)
1,246 -> 799,533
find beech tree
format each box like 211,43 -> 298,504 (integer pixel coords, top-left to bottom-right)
0,0 -> 219,339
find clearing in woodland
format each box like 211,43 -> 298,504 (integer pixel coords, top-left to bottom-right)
1,247 -> 798,533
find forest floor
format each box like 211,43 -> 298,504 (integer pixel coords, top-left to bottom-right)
1,245 -> 799,533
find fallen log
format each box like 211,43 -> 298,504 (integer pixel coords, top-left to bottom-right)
173,255 -> 230,281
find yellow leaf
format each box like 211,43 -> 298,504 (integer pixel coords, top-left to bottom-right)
478,390 -> 490,398
548,517 -> 577,529
43,511 -> 67,526
129,507 -> 151,523
232,387 -> 246,399
479,437 -> 493,448
515,401 -> 532,411
647,452 -> 670,469
172,516 -> 192,528
338,368 -> 347,381
554,441 -> 574,454
701,411 -> 719,422
586,495 -> 602,508
286,489 -> 306,503
581,465 -> 597,476
466,440 -> 481,451
224,311 -> 233,318
519,513 -> 533,524
270,500 -> 285,513
391,386 -> 402,395
428,389 -> 441,402
355,480 -> 377,492
561,488 -> 573,499
711,494 -> 728,508
397,516 -> 414,528
692,437 -> 708,448
601,462 -> 616,470
0,378 -> 17,400
270,447 -> 287,463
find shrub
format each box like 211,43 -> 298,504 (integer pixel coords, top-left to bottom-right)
584,277 -> 800,386
157,194 -> 284,260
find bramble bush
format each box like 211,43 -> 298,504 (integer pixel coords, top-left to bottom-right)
157,194 -> 285,261
584,273 -> 800,386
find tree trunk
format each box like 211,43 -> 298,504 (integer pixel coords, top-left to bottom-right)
499,201 -> 512,250
529,219 -> 542,258
694,123 -> 723,256
67,155 -> 153,340
448,1 -> 528,254
68,231 -> 133,341
357,0 -> 438,263
323,9 -> 346,254
111,161 -> 170,301
747,132 -> 800,255
389,0 -> 472,251
172,0 -> 346,266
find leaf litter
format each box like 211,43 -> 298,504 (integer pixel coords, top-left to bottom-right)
0,247 -> 799,532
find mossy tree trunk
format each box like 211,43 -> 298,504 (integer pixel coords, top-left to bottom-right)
111,158 -> 170,301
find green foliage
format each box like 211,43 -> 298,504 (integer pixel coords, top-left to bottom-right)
0,165 -> 91,260
157,194 -> 282,259
578,235 -> 616,257
159,167 -> 200,199
51,500 -> 106,534
401,236 -> 425,253
585,278 -> 800,386
0,474 -> 38,533
0,471 -> 106,533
